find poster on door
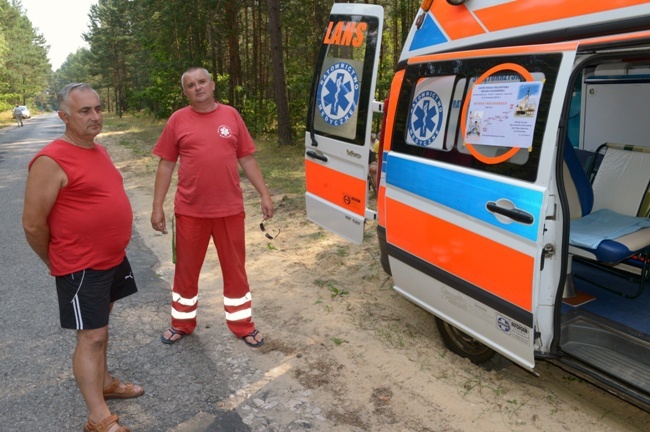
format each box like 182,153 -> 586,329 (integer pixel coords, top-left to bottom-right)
465,81 -> 543,148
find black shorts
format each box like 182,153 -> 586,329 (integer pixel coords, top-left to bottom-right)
55,256 -> 138,330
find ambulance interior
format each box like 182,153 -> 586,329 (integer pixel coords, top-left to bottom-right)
559,58 -> 650,398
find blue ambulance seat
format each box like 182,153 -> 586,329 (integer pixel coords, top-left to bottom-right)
563,141 -> 593,219
564,142 -> 650,298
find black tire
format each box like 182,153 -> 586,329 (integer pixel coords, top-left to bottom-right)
379,247 -> 391,276
377,226 -> 391,276
435,317 -> 495,364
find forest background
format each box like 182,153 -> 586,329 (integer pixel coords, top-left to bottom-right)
0,0 -> 416,143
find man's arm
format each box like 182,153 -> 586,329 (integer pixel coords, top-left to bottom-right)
151,158 -> 176,233
22,156 -> 66,270
239,154 -> 274,218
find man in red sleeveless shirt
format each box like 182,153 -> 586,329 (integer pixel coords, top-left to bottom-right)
151,67 -> 273,348
23,83 -> 140,432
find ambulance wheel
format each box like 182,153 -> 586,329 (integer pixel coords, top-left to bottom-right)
377,227 -> 392,276
379,248 -> 391,276
435,317 -> 495,364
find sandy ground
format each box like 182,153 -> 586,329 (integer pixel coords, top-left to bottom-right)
101,130 -> 650,432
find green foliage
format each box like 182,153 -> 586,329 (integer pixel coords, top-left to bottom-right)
2,0 -> 416,141
0,92 -> 20,111
77,0 -> 410,139
0,0 -> 51,107
328,283 -> 349,299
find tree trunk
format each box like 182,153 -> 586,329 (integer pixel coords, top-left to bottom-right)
225,2 -> 242,107
266,0 -> 293,145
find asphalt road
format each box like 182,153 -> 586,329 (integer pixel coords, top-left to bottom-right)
0,114 -> 250,431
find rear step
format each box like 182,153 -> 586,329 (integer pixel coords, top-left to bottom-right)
559,315 -> 650,402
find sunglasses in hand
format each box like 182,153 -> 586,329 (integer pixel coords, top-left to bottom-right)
259,218 -> 280,240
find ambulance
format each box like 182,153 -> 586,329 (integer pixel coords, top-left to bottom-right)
305,0 -> 650,410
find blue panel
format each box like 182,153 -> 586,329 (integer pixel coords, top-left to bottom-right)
409,14 -> 448,51
386,155 -> 543,241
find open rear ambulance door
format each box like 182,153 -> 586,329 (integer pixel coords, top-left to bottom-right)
305,4 -> 383,243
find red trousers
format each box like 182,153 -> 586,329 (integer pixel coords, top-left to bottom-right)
170,212 -> 255,337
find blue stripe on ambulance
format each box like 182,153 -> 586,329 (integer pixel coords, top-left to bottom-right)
409,14 -> 448,51
385,154 -> 542,241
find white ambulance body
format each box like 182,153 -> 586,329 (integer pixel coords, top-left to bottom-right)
305,0 -> 650,410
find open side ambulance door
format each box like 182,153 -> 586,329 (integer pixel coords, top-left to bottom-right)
384,43 -> 577,371
305,4 -> 383,243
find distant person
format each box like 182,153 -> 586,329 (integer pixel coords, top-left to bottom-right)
370,132 -> 380,152
151,67 -> 273,348
14,105 -> 24,127
22,83 -> 142,432
368,132 -> 380,191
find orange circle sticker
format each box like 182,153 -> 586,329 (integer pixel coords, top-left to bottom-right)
460,63 -> 535,165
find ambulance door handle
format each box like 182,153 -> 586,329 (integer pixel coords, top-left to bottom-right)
486,201 -> 534,225
306,150 -> 328,162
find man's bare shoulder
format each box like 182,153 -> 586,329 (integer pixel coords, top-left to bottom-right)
28,154 -> 66,188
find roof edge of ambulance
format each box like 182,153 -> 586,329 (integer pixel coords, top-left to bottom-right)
331,2 -> 383,17
399,1 -> 650,64
403,29 -> 650,68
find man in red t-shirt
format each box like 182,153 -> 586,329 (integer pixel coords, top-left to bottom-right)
23,83 -> 140,432
151,67 -> 273,348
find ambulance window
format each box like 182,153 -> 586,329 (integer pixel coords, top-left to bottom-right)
456,72 -> 546,166
309,15 -> 381,146
405,75 -> 457,150
392,54 -> 563,182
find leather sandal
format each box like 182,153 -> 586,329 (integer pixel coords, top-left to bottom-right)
103,377 -> 145,400
83,413 -> 131,432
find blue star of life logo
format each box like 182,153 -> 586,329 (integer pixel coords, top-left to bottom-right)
317,61 -> 360,126
408,90 -> 444,146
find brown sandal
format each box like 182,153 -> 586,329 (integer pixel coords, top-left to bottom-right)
103,377 -> 145,400
83,414 -> 131,432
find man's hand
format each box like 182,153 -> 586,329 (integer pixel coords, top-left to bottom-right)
151,158 -> 176,234
261,195 -> 274,219
151,208 -> 167,234
239,154 -> 274,219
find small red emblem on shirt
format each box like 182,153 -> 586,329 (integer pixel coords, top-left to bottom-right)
218,125 -> 232,137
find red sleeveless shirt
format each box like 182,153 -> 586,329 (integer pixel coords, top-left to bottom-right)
29,140 -> 133,276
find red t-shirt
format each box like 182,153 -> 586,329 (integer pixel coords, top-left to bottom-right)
152,103 -> 256,218
29,140 -> 133,276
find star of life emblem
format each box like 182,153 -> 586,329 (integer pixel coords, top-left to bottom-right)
317,61 -> 360,127
408,90 -> 444,147
218,125 -> 232,138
